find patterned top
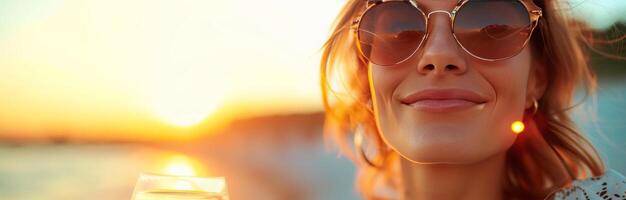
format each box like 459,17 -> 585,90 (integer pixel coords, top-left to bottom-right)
550,168 -> 626,200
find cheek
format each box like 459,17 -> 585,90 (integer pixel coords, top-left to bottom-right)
369,65 -> 407,150
484,53 -> 531,120
370,66 -> 404,104
476,53 -> 531,157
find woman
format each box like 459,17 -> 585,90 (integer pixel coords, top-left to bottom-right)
320,0 -> 626,199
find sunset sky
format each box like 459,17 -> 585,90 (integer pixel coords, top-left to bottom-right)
0,0 -> 623,141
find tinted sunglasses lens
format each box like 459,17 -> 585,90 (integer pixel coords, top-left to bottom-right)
453,0 -> 532,60
357,2 -> 426,66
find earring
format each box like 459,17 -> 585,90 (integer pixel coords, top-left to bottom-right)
532,99 -> 539,115
354,125 -> 382,169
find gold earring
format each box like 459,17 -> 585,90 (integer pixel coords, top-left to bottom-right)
532,99 -> 539,115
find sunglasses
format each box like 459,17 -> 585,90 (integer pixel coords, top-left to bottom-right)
352,0 -> 543,66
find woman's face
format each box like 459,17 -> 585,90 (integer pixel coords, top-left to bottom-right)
368,0 -> 545,164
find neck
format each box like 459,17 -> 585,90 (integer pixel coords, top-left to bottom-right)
399,152 -> 508,200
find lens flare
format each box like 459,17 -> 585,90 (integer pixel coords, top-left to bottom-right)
511,120 -> 525,134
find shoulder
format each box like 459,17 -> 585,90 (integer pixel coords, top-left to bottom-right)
550,168 -> 626,200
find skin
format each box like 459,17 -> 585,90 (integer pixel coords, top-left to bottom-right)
367,1 -> 548,199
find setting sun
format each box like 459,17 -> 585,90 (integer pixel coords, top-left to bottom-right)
148,83 -> 225,127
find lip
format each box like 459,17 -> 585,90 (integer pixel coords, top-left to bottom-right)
401,88 -> 488,112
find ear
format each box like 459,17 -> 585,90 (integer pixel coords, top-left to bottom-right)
526,58 -> 548,109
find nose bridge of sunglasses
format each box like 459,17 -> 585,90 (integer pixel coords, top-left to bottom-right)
423,9 -> 456,37
418,10 -> 464,57
424,10 -> 454,31
426,10 -> 453,19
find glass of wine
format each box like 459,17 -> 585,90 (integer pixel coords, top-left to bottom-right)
131,172 -> 229,200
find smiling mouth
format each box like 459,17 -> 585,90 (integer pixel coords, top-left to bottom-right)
400,88 -> 488,113
404,99 -> 486,113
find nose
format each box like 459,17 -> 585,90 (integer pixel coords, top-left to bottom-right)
416,12 -> 467,76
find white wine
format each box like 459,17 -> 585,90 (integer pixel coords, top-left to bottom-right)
133,189 -> 228,200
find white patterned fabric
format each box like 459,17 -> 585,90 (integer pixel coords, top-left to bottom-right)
551,168 -> 626,200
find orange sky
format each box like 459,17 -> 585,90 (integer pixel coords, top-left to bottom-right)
0,0 -> 343,141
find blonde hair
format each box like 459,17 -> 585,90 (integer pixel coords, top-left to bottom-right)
320,0 -> 622,199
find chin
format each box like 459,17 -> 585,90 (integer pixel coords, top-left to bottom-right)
397,147 -> 483,164
388,134 -> 493,165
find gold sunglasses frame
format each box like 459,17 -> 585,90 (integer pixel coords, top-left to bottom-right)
351,0 -> 543,65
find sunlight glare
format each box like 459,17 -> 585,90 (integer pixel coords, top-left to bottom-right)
161,155 -> 200,176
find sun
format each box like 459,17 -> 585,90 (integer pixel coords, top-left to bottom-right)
154,102 -> 221,127
151,97 -> 222,127
146,71 -> 227,127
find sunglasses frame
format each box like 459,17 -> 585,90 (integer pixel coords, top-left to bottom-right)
351,0 -> 543,66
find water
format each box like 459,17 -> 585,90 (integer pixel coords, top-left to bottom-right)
0,144 -> 152,200
0,141 -> 359,200
572,61 -> 626,174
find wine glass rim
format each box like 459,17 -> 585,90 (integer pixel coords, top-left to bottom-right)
138,172 -> 226,180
